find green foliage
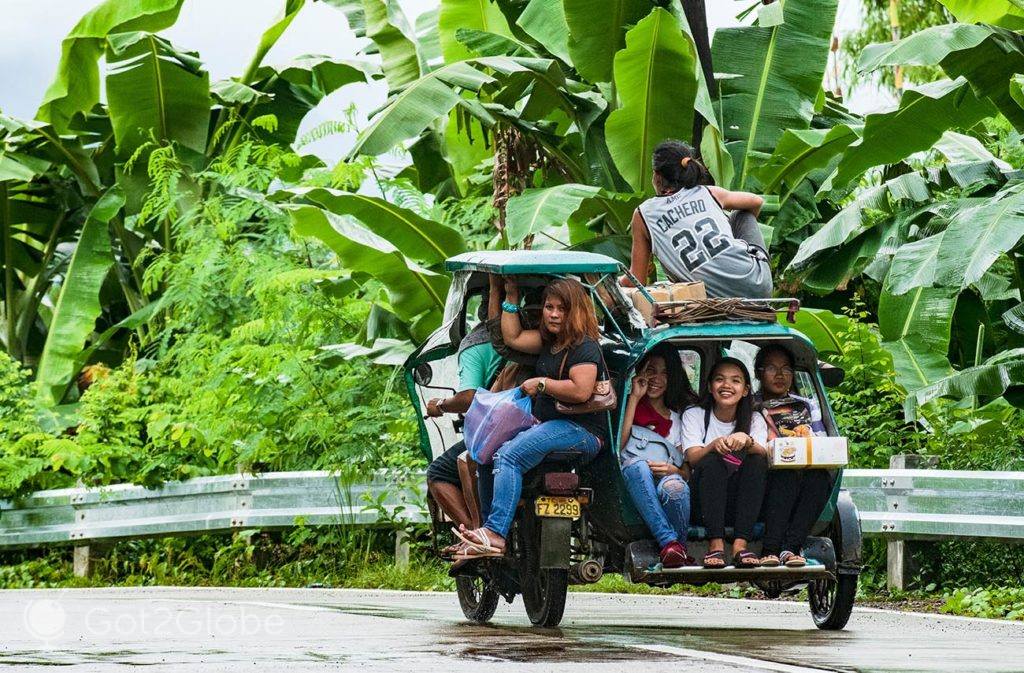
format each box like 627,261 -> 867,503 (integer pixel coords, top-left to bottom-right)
943,586 -> 1024,620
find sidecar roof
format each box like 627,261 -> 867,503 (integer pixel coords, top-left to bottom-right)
445,250 -> 621,275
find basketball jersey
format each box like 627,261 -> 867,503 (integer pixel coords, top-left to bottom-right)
637,186 -> 771,298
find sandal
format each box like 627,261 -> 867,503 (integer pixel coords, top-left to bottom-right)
779,551 -> 806,568
453,527 -> 505,554
733,550 -> 761,568
441,541 -> 467,559
702,550 -> 726,569
759,554 -> 781,567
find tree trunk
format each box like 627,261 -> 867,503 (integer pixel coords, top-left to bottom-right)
680,0 -> 715,147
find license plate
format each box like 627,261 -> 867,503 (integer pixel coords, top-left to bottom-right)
534,496 -> 580,519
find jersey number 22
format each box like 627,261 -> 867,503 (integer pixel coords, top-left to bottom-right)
671,217 -> 730,272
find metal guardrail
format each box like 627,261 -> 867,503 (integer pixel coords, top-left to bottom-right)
843,469 -> 1024,541
0,471 -> 426,550
2,469 -> 1023,549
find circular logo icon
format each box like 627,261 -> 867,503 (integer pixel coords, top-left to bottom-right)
24,597 -> 66,641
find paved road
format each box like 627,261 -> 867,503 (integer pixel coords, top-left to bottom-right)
2,587 -> 1022,672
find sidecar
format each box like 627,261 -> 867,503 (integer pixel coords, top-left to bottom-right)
404,250 -> 861,630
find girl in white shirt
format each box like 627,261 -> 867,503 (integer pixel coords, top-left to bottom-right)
682,357 -> 769,568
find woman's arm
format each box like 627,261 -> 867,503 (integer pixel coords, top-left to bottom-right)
500,278 -> 543,354
618,376 -> 648,449
523,363 -> 598,404
708,185 -> 764,218
622,209 -> 652,287
487,274 -> 502,320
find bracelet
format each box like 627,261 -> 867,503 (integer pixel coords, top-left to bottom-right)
501,301 -> 519,313
437,398 -> 448,413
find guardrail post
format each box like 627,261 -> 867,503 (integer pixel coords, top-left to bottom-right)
885,454 -> 938,591
73,545 -> 93,578
395,530 -> 410,569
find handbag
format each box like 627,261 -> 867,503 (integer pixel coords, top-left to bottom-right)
619,425 -> 683,469
553,347 -> 617,415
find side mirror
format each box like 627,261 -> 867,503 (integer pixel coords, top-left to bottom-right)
819,362 -> 845,388
413,363 -> 433,386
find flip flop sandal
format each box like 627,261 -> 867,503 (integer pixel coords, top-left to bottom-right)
759,554 -> 781,567
453,545 -> 505,561
441,542 -> 466,559
452,527 -> 501,554
734,550 -> 761,568
702,550 -> 726,569
780,551 -> 806,568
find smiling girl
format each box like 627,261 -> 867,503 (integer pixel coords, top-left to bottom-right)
683,357 -> 769,568
619,345 -> 696,568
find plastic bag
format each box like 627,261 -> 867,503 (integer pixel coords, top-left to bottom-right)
463,387 -> 538,464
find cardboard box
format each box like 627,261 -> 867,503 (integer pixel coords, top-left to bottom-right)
625,281 -> 706,325
769,436 -> 849,469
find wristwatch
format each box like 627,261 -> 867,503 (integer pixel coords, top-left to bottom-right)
536,378 -> 547,393
437,398 -> 448,413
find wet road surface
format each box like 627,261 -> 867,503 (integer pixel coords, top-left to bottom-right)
2,587 -> 1022,672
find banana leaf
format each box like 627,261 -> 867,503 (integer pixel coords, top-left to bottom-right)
887,188 -> 1024,296
36,0 -> 186,132
516,0 -> 571,64
505,183 -> 602,245
830,78 -> 996,190
105,32 -> 210,159
905,349 -> 1024,419
711,0 -> 838,188
936,0 -> 1024,29
789,172 -> 930,271
858,23 -> 1024,130
605,8 -> 698,194
288,204 -> 448,321
35,188 -> 124,406
347,61 -> 496,157
879,280 -> 957,393
288,187 -> 466,265
754,124 -> 861,196
438,0 -> 514,64
563,0 -> 652,84
363,0 -> 420,91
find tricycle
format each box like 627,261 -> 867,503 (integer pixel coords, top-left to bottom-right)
404,250 -> 861,629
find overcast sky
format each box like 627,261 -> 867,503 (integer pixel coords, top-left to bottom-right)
0,0 -> 877,164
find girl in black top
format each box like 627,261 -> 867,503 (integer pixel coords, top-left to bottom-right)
455,276 -> 607,559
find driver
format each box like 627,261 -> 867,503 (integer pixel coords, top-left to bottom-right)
425,279 -> 504,539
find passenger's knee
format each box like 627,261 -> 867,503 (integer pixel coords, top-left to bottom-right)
659,476 -> 689,501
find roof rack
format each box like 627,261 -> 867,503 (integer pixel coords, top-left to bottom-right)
652,298 -> 801,326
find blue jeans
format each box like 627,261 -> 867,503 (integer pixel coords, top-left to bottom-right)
478,420 -> 601,537
621,460 -> 690,548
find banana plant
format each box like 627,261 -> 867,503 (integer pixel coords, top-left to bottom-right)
0,0 -> 377,404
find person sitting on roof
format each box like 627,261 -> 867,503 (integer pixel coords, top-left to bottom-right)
621,139 -> 773,299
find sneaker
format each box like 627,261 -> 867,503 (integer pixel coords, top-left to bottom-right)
659,541 -> 689,569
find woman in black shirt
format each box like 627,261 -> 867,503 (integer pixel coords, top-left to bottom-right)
457,276 -> 606,559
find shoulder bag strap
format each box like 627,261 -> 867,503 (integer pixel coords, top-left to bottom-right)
703,405 -> 712,444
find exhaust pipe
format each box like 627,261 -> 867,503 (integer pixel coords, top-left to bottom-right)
570,559 -> 604,584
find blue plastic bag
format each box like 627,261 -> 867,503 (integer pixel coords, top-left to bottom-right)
463,387 -> 538,464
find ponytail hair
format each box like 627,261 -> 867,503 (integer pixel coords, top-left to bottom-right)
652,139 -> 712,194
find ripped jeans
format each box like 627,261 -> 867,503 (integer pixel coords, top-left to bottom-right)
621,460 -> 691,548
